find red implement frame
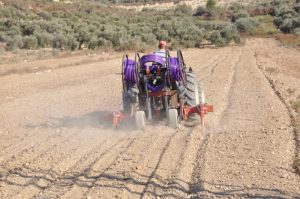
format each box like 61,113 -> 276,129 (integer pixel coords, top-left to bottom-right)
112,103 -> 213,128
182,103 -> 213,127
112,111 -> 131,128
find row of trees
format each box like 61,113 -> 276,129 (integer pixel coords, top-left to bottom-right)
2,0 -> 298,51
0,3 -> 244,51
195,0 -> 300,35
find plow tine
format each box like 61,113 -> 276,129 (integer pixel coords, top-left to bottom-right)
200,115 -> 204,128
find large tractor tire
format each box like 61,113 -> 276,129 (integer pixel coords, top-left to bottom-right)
135,111 -> 146,130
123,86 -> 139,112
178,69 -> 205,125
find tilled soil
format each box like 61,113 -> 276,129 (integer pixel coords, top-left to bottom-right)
0,38 -> 299,199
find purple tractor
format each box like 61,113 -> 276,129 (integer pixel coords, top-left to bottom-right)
113,49 -> 213,130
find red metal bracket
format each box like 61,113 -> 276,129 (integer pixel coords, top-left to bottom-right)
111,103 -> 213,128
182,103 -> 213,127
112,111 -> 130,128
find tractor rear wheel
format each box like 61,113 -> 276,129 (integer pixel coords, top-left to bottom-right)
168,108 -> 179,128
123,86 -> 139,112
135,111 -> 146,130
178,69 -> 205,125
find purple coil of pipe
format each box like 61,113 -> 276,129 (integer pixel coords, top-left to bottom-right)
123,58 -> 137,84
123,55 -> 182,87
140,54 -> 165,68
169,57 -> 181,82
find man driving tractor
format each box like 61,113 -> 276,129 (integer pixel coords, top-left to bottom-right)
154,40 -> 168,61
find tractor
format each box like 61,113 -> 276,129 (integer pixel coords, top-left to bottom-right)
112,49 -> 213,130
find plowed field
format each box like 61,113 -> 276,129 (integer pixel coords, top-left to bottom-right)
0,39 -> 299,198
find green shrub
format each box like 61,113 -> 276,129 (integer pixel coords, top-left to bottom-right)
272,0 -> 300,34
5,0 -> 28,10
5,35 -> 23,51
294,27 -> 300,35
279,18 -> 294,32
174,4 -> 193,16
76,27 -> 92,49
35,32 -> 52,48
0,32 -> 10,43
206,0 -> 216,10
236,10 -> 250,18
2,20 -> 22,37
294,3 -> 300,13
52,33 -> 68,49
210,31 -> 225,46
141,33 -> 157,45
37,11 -> 53,21
254,16 -> 278,35
229,2 -> 245,13
88,37 -> 99,50
21,22 -> 41,36
219,23 -> 240,43
258,0 -> 271,7
157,20 -> 174,36
170,39 -> 180,50
272,0 -> 289,6
194,6 -> 206,16
153,29 -> 169,41
274,5 -> 297,17
236,17 -> 260,33
170,20 -> 205,47
67,35 -> 79,50
98,38 -> 113,49
22,35 -> 38,49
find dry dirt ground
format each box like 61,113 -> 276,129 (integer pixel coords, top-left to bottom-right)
0,38 -> 299,199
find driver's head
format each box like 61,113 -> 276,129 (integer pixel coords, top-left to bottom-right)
158,40 -> 167,49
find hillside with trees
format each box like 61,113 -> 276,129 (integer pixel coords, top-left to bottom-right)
0,0 -> 299,51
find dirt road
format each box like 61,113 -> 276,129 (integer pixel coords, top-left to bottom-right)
0,38 -> 299,198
